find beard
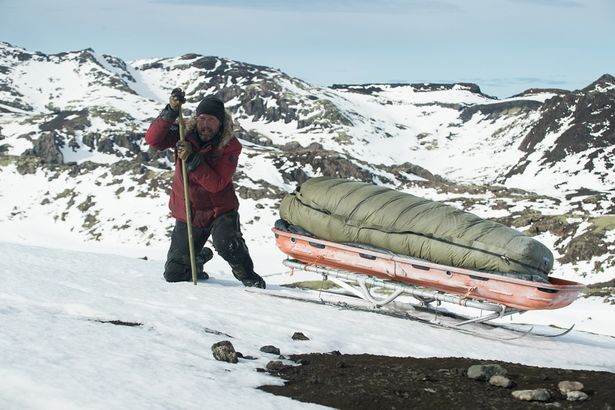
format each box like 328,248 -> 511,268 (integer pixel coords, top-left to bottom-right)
197,124 -> 218,141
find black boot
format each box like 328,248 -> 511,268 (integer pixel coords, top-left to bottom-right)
240,272 -> 266,289
195,247 -> 214,280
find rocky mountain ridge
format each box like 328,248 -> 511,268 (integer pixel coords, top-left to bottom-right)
0,42 -> 613,287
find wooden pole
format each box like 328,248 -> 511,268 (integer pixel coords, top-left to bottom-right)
178,110 -> 198,285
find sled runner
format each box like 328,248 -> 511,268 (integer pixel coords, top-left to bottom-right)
272,228 -> 585,321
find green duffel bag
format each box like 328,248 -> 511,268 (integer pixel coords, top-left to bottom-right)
279,177 -> 553,279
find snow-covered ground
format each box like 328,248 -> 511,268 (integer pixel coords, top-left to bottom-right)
1,240 -> 614,410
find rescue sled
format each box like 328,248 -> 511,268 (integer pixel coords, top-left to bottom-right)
273,227 -> 585,328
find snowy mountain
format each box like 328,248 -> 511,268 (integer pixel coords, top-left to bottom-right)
0,41 -> 614,289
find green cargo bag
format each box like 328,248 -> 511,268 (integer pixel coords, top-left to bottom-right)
279,177 -> 553,279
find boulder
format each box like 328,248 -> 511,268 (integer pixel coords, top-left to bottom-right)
467,364 -> 507,381
558,380 -> 584,395
512,388 -> 552,402
211,340 -> 238,364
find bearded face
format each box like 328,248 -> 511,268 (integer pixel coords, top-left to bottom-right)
196,114 -> 221,141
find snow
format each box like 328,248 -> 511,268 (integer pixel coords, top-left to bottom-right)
239,155 -> 295,194
0,163 -> 172,258
1,240 -> 614,410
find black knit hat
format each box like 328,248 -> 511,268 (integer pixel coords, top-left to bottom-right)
196,96 -> 225,125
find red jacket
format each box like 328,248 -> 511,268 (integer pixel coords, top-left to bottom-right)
145,111 -> 240,228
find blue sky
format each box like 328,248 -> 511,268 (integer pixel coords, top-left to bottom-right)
1,0 -> 613,97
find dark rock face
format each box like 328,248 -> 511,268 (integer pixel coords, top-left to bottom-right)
545,93 -> 613,165
151,56 -> 325,126
272,144 -> 374,185
0,54 -> 33,111
38,110 -> 91,132
102,54 -> 137,83
510,88 -> 570,98
559,229 -> 610,265
506,77 -> 615,178
384,162 -> 447,183
234,127 -> 273,147
460,100 -> 542,122
491,209 -> 614,268
582,73 -> 615,93
133,55 -> 347,129
137,61 -> 164,70
232,81 -> 302,124
190,56 -> 219,71
24,133 -> 63,164
234,174 -> 286,201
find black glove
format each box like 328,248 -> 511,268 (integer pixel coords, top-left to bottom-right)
185,152 -> 205,173
175,140 -> 192,161
160,105 -> 180,121
160,88 -> 186,121
170,88 -> 186,109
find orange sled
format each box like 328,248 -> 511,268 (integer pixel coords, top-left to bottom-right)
273,228 -> 585,312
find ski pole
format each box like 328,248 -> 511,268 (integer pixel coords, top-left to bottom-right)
178,109 -> 198,285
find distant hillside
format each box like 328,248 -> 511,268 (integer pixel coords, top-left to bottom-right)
0,41 -> 613,285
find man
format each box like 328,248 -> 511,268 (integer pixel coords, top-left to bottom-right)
145,88 -> 265,288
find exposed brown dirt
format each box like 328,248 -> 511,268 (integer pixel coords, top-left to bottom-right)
260,353 -> 615,409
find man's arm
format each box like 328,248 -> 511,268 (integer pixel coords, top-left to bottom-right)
144,88 -> 185,150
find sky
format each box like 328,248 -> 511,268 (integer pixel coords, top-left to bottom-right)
0,0 -> 614,98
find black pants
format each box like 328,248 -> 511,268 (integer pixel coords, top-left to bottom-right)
164,210 -> 256,282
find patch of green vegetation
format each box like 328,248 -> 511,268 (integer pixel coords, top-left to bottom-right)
110,160 -> 142,176
77,195 -> 95,212
15,156 -> 41,175
581,287 -> 614,298
299,99 -> 353,129
509,210 -> 543,228
319,99 -> 353,126
54,189 -> 74,200
333,131 -> 352,145
0,154 -> 17,166
82,213 -> 98,230
502,106 -> 522,116
112,224 -> 130,231
581,279 -> 615,304
89,106 -> 135,124
591,215 -> 615,233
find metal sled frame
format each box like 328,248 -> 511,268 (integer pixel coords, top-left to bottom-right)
273,228 -> 585,311
272,228 -> 583,336
283,259 -> 520,327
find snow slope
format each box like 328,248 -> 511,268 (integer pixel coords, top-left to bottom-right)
1,241 -> 614,410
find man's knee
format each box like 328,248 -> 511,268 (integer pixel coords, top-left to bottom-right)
212,234 -> 246,258
164,270 -> 190,282
164,260 -> 191,282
